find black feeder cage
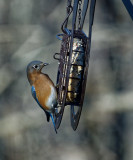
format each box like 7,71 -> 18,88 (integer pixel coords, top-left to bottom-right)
54,0 -> 96,131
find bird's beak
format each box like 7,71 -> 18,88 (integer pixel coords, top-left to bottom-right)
40,62 -> 49,70
43,63 -> 49,66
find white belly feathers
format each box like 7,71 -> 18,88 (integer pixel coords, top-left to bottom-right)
46,85 -> 57,109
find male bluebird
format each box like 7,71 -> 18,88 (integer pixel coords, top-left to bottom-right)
27,61 -> 57,133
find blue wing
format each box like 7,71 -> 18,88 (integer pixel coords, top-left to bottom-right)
31,86 -> 57,133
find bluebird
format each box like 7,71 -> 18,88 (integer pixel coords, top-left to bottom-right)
27,61 -> 57,133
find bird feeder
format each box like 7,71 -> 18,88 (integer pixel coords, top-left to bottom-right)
54,0 -> 96,130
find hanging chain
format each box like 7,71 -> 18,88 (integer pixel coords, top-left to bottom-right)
67,0 -> 72,14
78,0 -> 82,30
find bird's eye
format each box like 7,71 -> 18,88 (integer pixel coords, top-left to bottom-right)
33,65 -> 39,69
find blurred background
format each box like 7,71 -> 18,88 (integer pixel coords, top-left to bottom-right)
0,0 -> 133,160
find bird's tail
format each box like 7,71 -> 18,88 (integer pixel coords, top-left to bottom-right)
50,113 -> 57,134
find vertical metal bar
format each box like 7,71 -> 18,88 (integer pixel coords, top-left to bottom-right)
64,0 -> 79,101
88,0 -> 96,38
79,0 -> 96,113
80,0 -> 90,29
78,0 -> 96,108
122,0 -> 133,20
72,0 -> 79,30
71,0 -> 96,131
65,0 -> 72,28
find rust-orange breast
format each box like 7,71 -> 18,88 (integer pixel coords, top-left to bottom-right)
33,74 -> 54,111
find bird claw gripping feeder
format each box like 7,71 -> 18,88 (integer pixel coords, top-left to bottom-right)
53,0 -> 96,130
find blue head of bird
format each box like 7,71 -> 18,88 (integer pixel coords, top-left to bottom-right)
27,60 -> 49,85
